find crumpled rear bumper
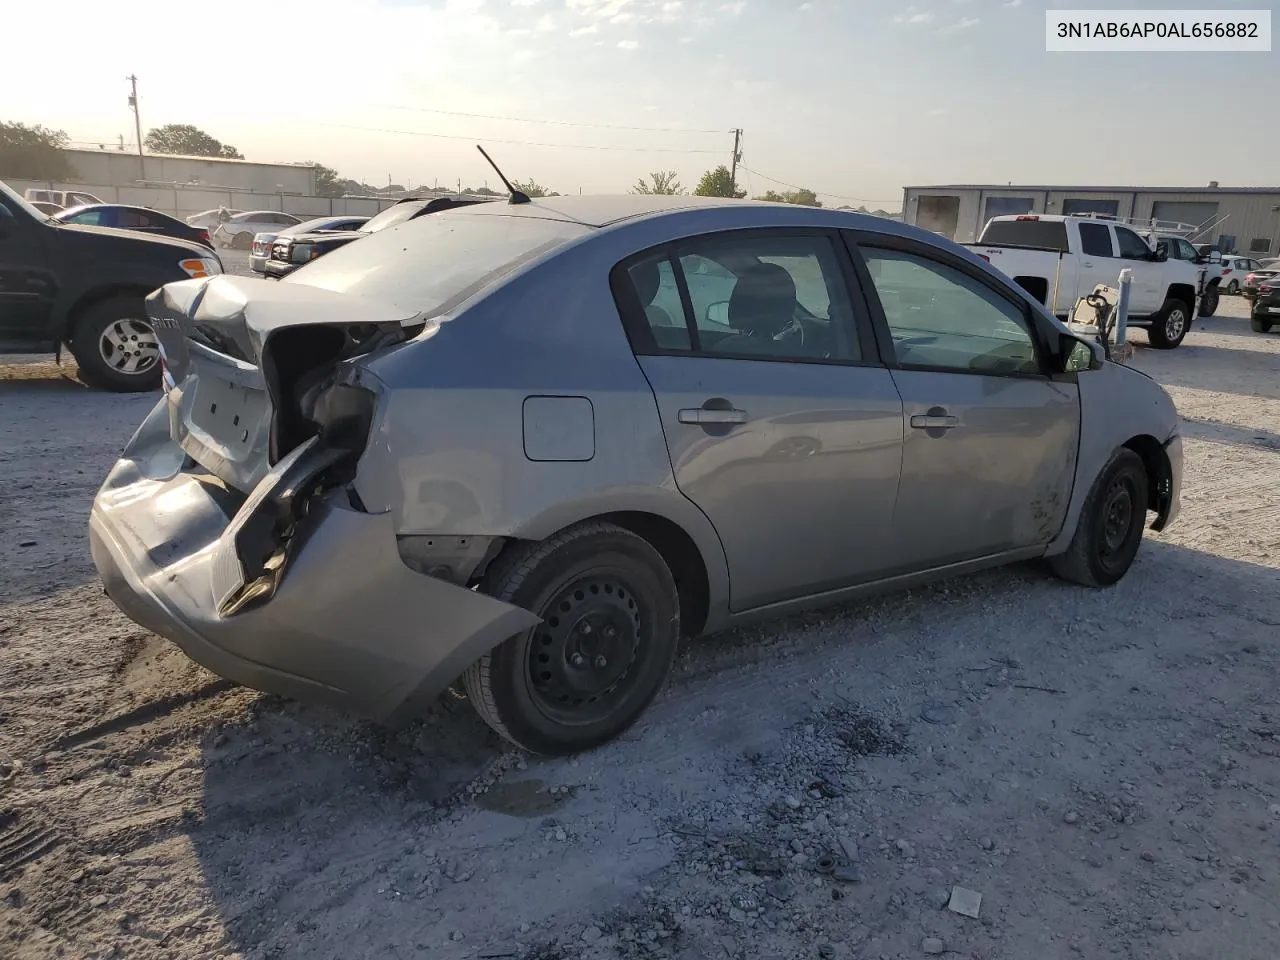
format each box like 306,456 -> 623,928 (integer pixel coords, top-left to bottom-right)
89,400 -> 539,724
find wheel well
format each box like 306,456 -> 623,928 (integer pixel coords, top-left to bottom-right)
1012,276 -> 1048,305
1123,435 -> 1172,521
1165,284 -> 1196,312
1205,277 -> 1221,290
599,511 -> 710,638
62,286 -> 154,343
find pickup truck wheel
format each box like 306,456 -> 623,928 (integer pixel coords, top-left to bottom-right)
1049,448 -> 1149,588
1252,316 -> 1275,333
69,297 -> 162,393
1197,287 -> 1219,318
463,521 -> 680,756
1147,298 -> 1190,349
1226,279 -> 1240,295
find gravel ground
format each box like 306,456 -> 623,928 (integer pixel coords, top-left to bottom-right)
1,294 -> 1278,960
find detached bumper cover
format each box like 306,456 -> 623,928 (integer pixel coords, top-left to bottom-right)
89,403 -> 538,723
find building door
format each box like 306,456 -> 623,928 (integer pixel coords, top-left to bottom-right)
916,196 -> 960,240
1062,198 -> 1119,217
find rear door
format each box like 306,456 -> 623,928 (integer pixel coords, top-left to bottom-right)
847,233 -> 1079,570
1074,220 -> 1120,299
0,199 -> 55,347
616,228 -> 905,612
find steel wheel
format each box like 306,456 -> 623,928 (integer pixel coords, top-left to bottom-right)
1096,474 -> 1138,578
98,318 -> 159,377
527,574 -> 644,725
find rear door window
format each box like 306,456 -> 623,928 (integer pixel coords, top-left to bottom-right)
1078,222 -> 1114,257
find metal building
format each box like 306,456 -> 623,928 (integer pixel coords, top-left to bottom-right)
902,183 -> 1280,256
62,148 -> 317,196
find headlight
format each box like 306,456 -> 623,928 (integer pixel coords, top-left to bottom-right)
179,257 -> 222,278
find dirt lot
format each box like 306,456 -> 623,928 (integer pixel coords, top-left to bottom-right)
1,294 -> 1278,960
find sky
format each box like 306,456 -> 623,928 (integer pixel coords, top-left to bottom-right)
3,0 -> 1276,209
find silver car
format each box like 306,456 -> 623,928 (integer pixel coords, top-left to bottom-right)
212,210 -> 302,250
89,196 -> 1182,755
250,215 -> 370,273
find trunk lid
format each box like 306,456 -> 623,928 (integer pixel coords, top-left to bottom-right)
148,275 -> 422,493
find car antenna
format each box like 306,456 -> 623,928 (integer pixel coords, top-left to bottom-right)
476,145 -> 531,205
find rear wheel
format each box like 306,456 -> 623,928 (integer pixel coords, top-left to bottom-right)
232,231 -> 254,250
1147,298 -> 1191,349
1253,316 -> 1275,333
1049,448 -> 1149,587
1197,287 -> 1219,318
463,521 -> 680,755
68,296 -> 162,393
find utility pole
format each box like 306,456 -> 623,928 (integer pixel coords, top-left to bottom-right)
729,128 -> 743,195
126,75 -> 145,180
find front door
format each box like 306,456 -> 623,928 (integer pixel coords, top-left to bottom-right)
0,200 -> 55,348
851,238 -> 1080,570
616,229 -> 904,612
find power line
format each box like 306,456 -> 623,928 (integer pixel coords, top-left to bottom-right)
738,165 -> 901,205
321,122 -> 725,154
382,103 -> 725,135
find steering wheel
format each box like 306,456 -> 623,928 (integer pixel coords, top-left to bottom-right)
774,317 -> 805,346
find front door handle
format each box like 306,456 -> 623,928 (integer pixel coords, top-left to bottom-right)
1081,262 -> 1094,268
910,414 -> 959,430
679,406 -> 748,425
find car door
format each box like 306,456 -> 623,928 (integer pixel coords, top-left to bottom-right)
1114,226 -> 1163,313
0,199 -> 55,347
848,234 -> 1080,571
615,228 -> 905,612
1074,221 -> 1119,297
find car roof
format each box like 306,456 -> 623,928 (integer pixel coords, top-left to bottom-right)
453,194 -> 759,228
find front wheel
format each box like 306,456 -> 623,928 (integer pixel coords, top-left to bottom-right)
1198,287 -> 1219,318
1049,448 -> 1149,587
1147,298 -> 1191,349
1253,316 -> 1275,333
1226,279 -> 1240,295
463,521 -> 680,755
68,296 -> 162,392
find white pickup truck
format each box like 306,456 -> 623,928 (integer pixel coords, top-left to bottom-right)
964,214 -> 1206,349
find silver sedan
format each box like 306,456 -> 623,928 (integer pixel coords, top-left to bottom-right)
89,196 -> 1182,755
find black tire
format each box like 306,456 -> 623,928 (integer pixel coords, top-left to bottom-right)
1147,298 -> 1191,349
1253,316 -> 1275,333
462,521 -> 680,755
1197,287 -> 1219,318
1226,280 -> 1240,295
1049,448 -> 1149,588
68,296 -> 162,393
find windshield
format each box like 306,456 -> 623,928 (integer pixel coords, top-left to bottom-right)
362,202 -> 430,233
978,219 -> 1069,252
285,210 -> 589,317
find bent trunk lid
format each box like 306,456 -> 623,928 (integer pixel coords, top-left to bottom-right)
148,274 -> 421,493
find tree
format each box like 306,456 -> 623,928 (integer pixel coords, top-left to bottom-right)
311,163 -> 344,198
632,170 -> 684,195
511,178 -> 558,198
755,187 -> 822,207
0,122 -> 72,180
144,124 -> 244,160
693,165 -> 746,199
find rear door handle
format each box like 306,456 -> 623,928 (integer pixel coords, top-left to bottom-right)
1081,262 -> 1094,268
679,407 -> 748,425
910,414 -> 959,430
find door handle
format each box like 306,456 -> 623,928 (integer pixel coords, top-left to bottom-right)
1082,262 -> 1094,268
910,414 -> 959,430
679,406 -> 748,425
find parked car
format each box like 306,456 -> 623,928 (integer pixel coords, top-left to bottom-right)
213,211 -> 301,250
24,188 -> 102,208
54,204 -> 215,249
1141,231 -> 1222,317
89,195 -> 1182,756
250,215 -> 369,274
1219,255 -> 1265,295
1243,263 -> 1280,302
0,179 -> 221,391
28,200 -> 64,216
966,214 -> 1207,348
264,197 -> 485,278
1251,278 -> 1279,333
185,207 -> 243,234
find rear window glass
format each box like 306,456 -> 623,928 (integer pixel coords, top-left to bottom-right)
979,219 -> 1069,252
284,211 -> 589,317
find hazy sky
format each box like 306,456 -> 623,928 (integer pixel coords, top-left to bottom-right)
4,0 -> 1276,207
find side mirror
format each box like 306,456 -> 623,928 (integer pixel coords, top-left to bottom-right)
1059,333 -> 1104,373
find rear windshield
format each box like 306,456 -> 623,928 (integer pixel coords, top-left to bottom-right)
284,211 -> 590,316
979,219 -> 1069,252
